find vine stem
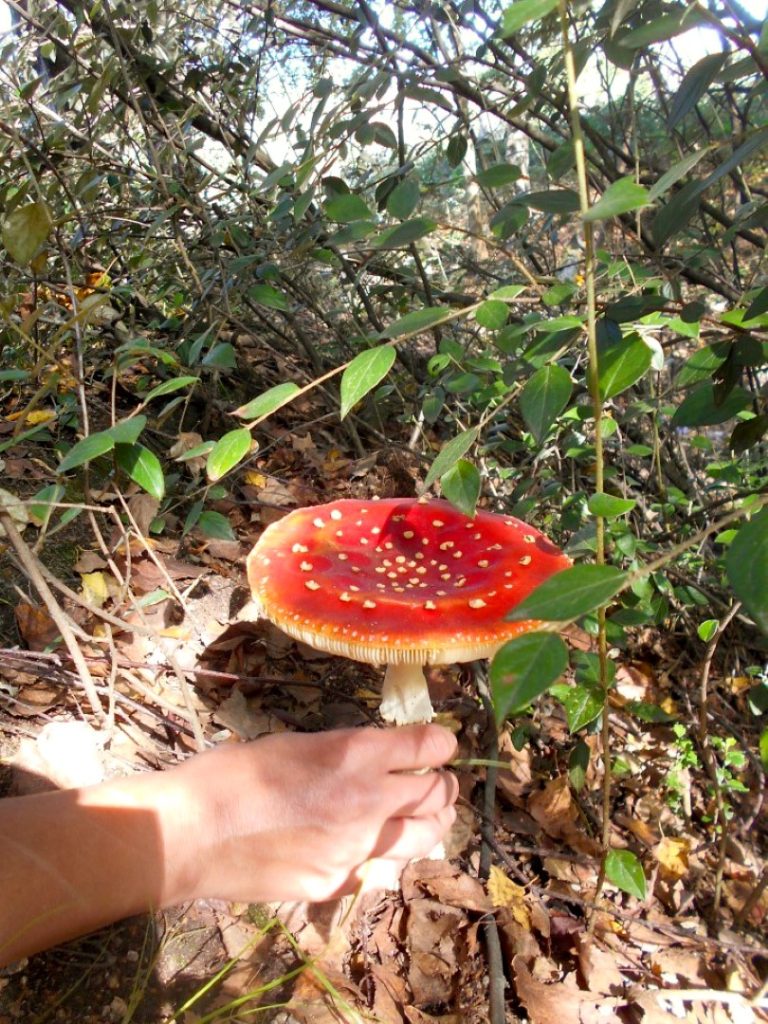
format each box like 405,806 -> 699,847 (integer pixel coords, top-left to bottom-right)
558,0 -> 612,923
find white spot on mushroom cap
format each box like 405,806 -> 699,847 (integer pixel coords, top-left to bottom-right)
520,555 -> 532,565
313,518 -> 325,528
305,580 -> 320,591
300,561 -> 313,571
469,598 -> 487,609
292,543 -> 308,553
330,509 -> 342,520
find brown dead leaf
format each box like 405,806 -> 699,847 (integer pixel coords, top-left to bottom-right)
15,603 -> 60,650
528,776 -> 601,857
406,899 -> 465,1005
512,956 -> 625,1024
496,730 -> 533,803
169,431 -> 207,476
576,935 -> 626,996
405,1011 -> 462,1024
73,550 -> 108,573
286,965 -> 364,1023
214,688 -> 287,740
128,492 -> 160,536
402,860 -> 492,912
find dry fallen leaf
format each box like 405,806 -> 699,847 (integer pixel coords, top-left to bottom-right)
488,865 -> 531,930
654,836 -> 691,882
81,570 -> 110,608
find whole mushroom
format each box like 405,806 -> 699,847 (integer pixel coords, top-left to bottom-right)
245,497 -> 571,724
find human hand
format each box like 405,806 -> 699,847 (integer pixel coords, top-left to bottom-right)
174,724 -> 459,903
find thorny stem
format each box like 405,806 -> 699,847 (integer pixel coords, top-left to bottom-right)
558,0 -> 612,925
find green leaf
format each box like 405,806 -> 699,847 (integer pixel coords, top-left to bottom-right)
115,443 -> 165,501
424,427 -> 480,489
569,739 -> 590,791
381,307 -> 451,339
489,284 -> 526,301
620,9 -> 705,48
500,0 -> 559,36
477,163 -> 522,188
247,284 -> 289,310
202,342 -> 237,369
697,619 -> 719,642
651,180 -> 702,247
441,459 -> 481,517
598,335 -> 653,399
519,364 -> 572,444
760,729 -> 768,772
475,300 -> 509,329
647,148 -> 712,202
745,286 -> 768,321
446,133 -> 468,167
518,189 -> 580,214
373,218 -> 437,248
324,194 -> 373,222
605,849 -> 646,900
588,493 -> 636,518
490,632 -> 569,723
506,564 -> 627,623
58,430 -> 115,473
584,178 -> 649,222
561,682 -> 604,732
143,376 -> 199,402
672,385 -> 751,427
340,345 -> 396,419
726,507 -> 768,634
235,381 -> 301,420
386,178 -> 420,219
28,483 -> 65,526
108,416 -> 147,445
197,510 -> 236,540
669,53 -> 726,129
206,427 -> 253,482
2,201 -> 53,264
175,440 -> 215,462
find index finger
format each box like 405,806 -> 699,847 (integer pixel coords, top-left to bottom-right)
374,724 -> 458,772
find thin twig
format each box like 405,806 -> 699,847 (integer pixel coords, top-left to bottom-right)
0,510 -> 102,718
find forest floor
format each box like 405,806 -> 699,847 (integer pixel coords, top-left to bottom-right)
0,345 -> 766,1024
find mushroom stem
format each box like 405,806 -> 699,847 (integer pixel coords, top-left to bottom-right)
380,663 -> 435,725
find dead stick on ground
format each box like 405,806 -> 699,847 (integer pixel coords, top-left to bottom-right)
0,510 -> 103,719
476,667 -> 506,1024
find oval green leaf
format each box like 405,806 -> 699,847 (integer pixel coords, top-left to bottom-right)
235,382 -> 301,420
340,345 -> 396,420
726,507 -> 768,634
424,426 -> 480,490
143,376 -> 199,402
490,632 -> 569,723
247,284 -> 289,310
668,53 -> 726,129
519,364 -> 572,444
475,300 -> 509,330
373,217 -> 437,248
561,683 -> 604,732
588,493 -> 637,518
500,0 -> 559,36
605,849 -> 646,900
108,415 -> 147,445
58,430 -> 116,473
598,335 -> 653,400
324,194 -> 373,222
506,564 -> 627,623
584,178 -> 649,223
441,458 -> 481,517
476,163 -> 521,188
197,510 -> 236,540
206,427 -> 253,482
381,307 -> 451,339
115,443 -> 165,501
2,201 -> 53,264
672,385 -> 751,427
386,178 -> 420,219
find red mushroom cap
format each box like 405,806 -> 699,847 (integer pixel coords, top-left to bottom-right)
246,498 -> 571,666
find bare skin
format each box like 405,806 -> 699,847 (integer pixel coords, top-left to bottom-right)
0,724 -> 458,967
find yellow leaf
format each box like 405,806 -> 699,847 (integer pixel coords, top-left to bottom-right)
659,696 -> 677,715
726,676 -> 750,694
487,865 -> 531,929
158,625 -> 191,639
654,836 -> 690,881
27,409 -> 57,425
244,470 -> 267,487
81,571 -> 109,609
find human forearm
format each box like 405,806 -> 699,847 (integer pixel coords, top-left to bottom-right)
0,769 -> 202,966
